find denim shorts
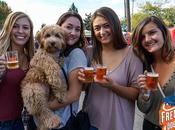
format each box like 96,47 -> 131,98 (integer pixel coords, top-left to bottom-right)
0,118 -> 24,130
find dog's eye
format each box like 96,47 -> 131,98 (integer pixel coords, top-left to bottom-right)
45,34 -> 50,38
55,33 -> 61,38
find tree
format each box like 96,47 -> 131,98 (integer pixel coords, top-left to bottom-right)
131,1 -> 175,31
120,18 -> 127,32
68,2 -> 78,13
0,0 -> 12,29
83,13 -> 91,30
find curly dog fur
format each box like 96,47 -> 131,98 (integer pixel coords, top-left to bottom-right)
21,25 -> 67,130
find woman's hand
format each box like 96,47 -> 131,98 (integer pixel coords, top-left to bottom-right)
94,75 -> 116,89
78,68 -> 89,84
0,55 -> 6,80
137,70 -> 151,100
137,71 -> 148,90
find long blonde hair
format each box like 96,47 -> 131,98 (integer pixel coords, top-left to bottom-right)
0,11 -> 34,59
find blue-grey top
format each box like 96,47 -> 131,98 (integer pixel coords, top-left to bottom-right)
54,48 -> 87,128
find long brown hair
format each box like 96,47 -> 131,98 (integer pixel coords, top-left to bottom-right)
132,16 -> 174,70
91,7 -> 127,64
56,11 -> 85,56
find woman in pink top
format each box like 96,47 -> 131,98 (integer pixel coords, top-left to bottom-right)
0,11 -> 34,130
78,7 -> 143,130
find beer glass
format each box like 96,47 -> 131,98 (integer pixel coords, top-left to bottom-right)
96,65 -> 107,80
84,67 -> 94,82
6,51 -> 19,69
146,72 -> 159,90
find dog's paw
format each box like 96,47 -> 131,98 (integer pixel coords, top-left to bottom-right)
45,114 -> 60,128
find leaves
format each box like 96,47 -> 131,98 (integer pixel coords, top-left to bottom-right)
0,0 -> 12,29
131,1 -> 175,31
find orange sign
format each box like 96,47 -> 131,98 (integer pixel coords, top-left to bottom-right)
159,103 -> 175,130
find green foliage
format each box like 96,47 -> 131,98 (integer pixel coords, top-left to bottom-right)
120,18 -> 127,32
131,13 -> 149,31
68,2 -> 78,13
131,1 -> 175,31
0,0 -> 12,29
83,13 -> 91,30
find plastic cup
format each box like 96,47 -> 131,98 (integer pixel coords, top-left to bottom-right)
6,51 -> 19,69
84,67 -> 94,82
96,65 -> 107,80
146,72 -> 159,90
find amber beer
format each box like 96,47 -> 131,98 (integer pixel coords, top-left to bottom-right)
84,67 -> 94,82
6,51 -> 19,69
96,65 -> 107,80
146,72 -> 159,90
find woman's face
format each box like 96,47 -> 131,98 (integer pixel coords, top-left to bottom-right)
93,16 -> 113,45
10,17 -> 31,47
61,16 -> 81,46
141,22 -> 164,53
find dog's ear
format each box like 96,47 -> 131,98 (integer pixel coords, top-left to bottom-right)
35,26 -> 48,48
60,27 -> 68,50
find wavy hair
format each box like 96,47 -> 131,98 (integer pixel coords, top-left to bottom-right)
0,11 -> 34,59
132,16 -> 174,70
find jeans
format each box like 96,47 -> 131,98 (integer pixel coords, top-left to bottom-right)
52,125 -> 98,130
143,119 -> 161,130
0,119 -> 24,130
89,126 -> 98,130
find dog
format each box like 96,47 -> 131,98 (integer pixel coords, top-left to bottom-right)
21,25 -> 67,130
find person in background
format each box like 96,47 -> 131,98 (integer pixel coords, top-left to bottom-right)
0,11 -> 34,130
133,16 -> 175,130
78,7 -> 143,130
48,11 -> 87,130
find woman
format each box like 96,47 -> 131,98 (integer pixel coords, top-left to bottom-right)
0,11 -> 34,130
78,7 -> 143,130
48,11 -> 88,129
133,16 -> 175,130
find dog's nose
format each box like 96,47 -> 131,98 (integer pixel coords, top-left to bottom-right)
50,42 -> 55,46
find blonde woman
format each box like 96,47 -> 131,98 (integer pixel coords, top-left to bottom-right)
0,11 -> 34,130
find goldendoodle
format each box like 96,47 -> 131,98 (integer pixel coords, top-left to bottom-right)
21,25 -> 67,130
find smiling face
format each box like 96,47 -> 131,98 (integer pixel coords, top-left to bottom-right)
60,16 -> 81,46
92,16 -> 113,46
141,22 -> 164,54
10,17 -> 31,47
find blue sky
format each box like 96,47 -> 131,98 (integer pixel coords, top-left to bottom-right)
3,0 -> 175,34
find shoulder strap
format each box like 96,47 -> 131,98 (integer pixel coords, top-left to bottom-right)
61,67 -> 73,115
61,67 -> 68,88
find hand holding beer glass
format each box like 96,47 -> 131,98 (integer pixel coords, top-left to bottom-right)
5,51 -> 19,69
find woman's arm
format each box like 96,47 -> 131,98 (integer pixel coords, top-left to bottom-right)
49,68 -> 82,110
0,55 -> 6,82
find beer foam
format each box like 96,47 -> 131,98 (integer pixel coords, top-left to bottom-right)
147,72 -> 159,77
84,67 -> 94,70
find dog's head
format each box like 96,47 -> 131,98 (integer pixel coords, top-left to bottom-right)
37,25 -> 67,53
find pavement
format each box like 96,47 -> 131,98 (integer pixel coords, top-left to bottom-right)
78,92 -> 144,130
133,102 -> 144,130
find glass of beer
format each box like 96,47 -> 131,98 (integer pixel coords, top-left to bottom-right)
146,72 -> 159,90
84,67 -> 94,82
96,65 -> 107,80
5,51 -> 19,69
